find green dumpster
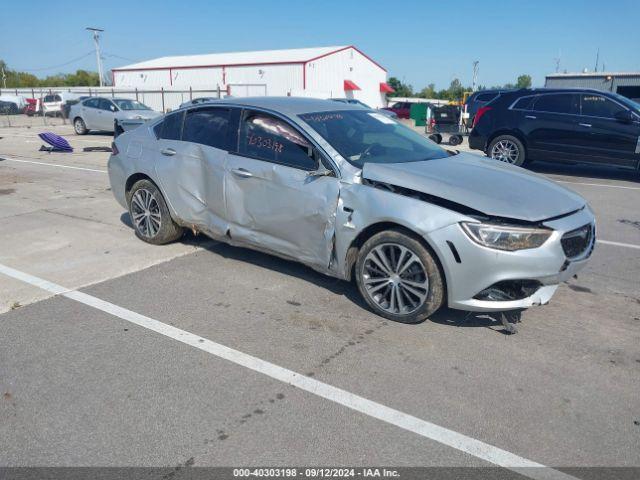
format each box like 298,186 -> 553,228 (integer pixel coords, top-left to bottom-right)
410,103 -> 427,127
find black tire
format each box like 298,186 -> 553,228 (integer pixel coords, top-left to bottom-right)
126,179 -> 183,245
114,122 -> 124,138
355,229 -> 445,324
488,134 -> 526,166
428,133 -> 442,144
74,117 -> 88,135
449,135 -> 463,146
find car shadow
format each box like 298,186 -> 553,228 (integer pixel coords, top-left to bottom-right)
120,212 -> 525,333
529,161 -> 638,182
429,308 -> 521,335
119,212 -> 367,309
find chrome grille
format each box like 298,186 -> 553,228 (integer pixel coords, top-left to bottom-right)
561,224 -> 594,259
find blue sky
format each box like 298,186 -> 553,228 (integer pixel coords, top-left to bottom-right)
1,0 -> 638,89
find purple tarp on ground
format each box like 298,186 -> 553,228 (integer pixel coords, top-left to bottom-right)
38,132 -> 73,152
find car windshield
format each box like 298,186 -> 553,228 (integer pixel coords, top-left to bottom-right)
113,99 -> 151,111
609,92 -> 640,113
299,110 -> 449,167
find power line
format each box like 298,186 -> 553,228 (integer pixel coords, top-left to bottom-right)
13,51 -> 94,72
104,53 -> 139,63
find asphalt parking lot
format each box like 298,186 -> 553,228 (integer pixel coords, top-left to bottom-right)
1,115 -> 639,478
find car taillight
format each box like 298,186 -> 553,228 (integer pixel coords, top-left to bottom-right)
473,106 -> 492,128
111,142 -> 119,155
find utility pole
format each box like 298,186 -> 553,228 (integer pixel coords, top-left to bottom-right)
86,27 -> 104,87
1,67 -> 6,89
471,61 -> 479,92
594,48 -> 600,73
554,49 -> 561,73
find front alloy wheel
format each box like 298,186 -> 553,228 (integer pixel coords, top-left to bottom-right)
362,244 -> 429,315
355,230 -> 444,323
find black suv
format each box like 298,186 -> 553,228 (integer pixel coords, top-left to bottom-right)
469,88 -> 640,170
464,89 -> 511,125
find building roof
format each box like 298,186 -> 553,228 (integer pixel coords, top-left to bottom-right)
546,72 -> 640,78
113,46 -> 351,71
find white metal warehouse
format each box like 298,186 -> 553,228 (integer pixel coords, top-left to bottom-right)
111,45 -> 393,108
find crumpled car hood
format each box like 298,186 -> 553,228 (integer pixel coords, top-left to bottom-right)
361,152 -> 586,222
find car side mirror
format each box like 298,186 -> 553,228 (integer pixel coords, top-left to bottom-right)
110,105 -> 117,112
614,110 -> 633,123
306,157 -> 335,178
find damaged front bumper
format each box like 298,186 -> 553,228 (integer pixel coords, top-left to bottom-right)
426,207 -> 595,312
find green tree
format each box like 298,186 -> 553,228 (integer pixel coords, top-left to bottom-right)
417,83 -> 436,99
516,74 -> 532,89
0,59 -> 100,88
387,76 -> 413,97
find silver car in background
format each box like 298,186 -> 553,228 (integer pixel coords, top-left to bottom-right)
70,97 -> 161,135
108,97 -> 595,323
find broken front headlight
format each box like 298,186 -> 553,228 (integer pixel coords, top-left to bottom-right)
460,222 -> 552,251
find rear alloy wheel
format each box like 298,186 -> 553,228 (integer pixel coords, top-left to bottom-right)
488,135 -> 526,166
355,230 -> 444,324
74,117 -> 88,135
127,179 -> 183,245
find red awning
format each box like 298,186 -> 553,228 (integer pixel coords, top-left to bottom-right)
343,80 -> 361,91
380,82 -> 395,93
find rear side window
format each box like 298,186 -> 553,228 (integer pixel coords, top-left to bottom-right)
581,94 -> 626,118
475,93 -> 498,102
238,112 -> 315,170
532,94 -> 579,114
511,96 -> 535,110
159,111 -> 184,141
182,108 -> 230,150
84,98 -> 99,108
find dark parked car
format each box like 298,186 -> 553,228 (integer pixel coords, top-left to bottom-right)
382,101 -> 412,119
464,89 -> 511,125
469,88 -> 640,170
0,100 -> 21,115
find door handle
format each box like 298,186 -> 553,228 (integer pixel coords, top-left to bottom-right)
578,123 -> 592,128
231,168 -> 253,178
161,148 -> 177,156
525,115 -> 537,119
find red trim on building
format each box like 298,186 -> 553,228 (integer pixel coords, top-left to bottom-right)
112,61 -> 304,73
344,80 -> 360,91
379,82 -> 394,93
305,45 -> 387,72
110,45 -> 388,80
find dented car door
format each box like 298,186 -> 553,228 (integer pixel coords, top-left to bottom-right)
154,107 -> 231,235
224,110 -> 340,269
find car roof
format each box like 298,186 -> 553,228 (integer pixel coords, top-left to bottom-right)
178,96 -> 361,115
507,87 -> 619,96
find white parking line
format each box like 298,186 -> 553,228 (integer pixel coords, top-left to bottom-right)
598,239 -> 640,250
0,262 -> 576,480
0,156 -> 107,173
556,180 -> 640,191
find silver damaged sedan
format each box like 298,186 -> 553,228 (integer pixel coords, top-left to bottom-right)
108,97 -> 595,323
